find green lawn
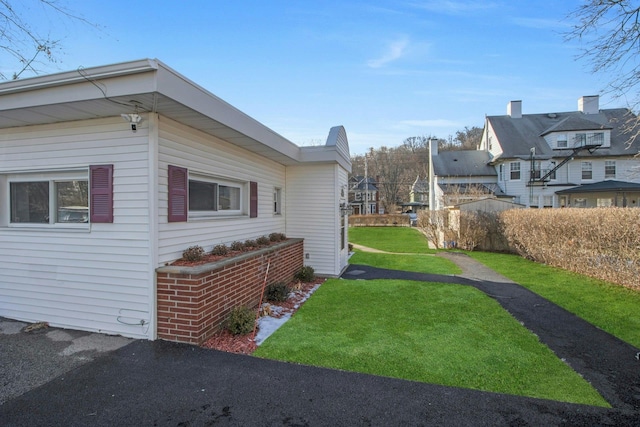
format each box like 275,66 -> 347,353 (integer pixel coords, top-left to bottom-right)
254,279 -> 608,406
468,251 -> 640,349
348,226 -> 460,274
349,250 -> 460,275
349,226 -> 434,253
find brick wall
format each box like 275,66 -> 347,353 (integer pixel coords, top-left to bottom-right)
155,238 -> 303,344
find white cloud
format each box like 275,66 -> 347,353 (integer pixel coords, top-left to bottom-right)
367,37 -> 410,68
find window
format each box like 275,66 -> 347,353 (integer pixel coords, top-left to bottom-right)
597,198 -> 613,207
574,133 -> 587,147
5,165 -> 112,226
532,160 -> 541,180
557,134 -> 568,148
589,132 -> 604,146
543,195 -> 553,208
581,162 -> 593,180
548,161 -> 556,180
574,198 -> 587,208
167,165 -> 257,222
529,195 -> 539,208
498,164 -> 504,181
273,187 -> 282,214
510,162 -> 521,180
605,161 -> 616,179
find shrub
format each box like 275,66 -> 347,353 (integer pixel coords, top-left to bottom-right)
295,266 -> 315,282
269,232 -> 286,242
226,305 -> 255,335
211,244 -> 229,256
230,241 -> 244,252
265,282 -> 290,302
243,239 -> 258,250
182,245 -> 205,262
256,235 -> 271,246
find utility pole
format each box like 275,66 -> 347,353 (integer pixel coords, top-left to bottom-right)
364,154 -> 369,215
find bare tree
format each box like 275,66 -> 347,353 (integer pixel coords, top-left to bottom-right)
566,1 -> 640,145
0,0 -> 95,79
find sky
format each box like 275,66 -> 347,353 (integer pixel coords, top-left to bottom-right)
2,1 -> 619,155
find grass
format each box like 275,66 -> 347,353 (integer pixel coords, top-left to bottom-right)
349,250 -> 461,275
349,226 -> 434,253
348,226 -> 460,274
468,251 -> 640,349
254,279 -> 608,406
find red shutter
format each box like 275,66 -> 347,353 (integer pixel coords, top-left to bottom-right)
250,181 -> 258,218
90,164 -> 114,223
168,165 -> 188,222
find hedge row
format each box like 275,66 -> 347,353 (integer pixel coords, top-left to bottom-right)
349,214 -> 411,227
500,208 -> 640,290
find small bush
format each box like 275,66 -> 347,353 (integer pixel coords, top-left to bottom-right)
211,244 -> 229,256
265,282 -> 290,302
295,266 -> 315,282
230,241 -> 244,252
243,239 -> 258,250
182,245 -> 205,262
269,232 -> 286,242
256,235 -> 270,246
226,305 -> 255,335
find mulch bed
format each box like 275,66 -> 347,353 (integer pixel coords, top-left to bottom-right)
201,278 -> 324,355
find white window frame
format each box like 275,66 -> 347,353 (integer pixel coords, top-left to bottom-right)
188,172 -> 245,219
557,134 -> 568,148
581,162 -> 593,180
273,187 -> 282,215
605,161 -> 616,179
4,169 -> 89,229
510,162 -> 521,180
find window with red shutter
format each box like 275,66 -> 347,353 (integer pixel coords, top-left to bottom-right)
250,181 -> 258,218
90,165 -> 114,223
168,165 -> 188,222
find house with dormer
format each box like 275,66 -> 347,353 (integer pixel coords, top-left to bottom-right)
426,96 -> 640,210
348,175 -> 379,214
479,96 -> 640,208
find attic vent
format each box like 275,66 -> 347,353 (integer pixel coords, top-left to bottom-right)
548,113 -> 557,118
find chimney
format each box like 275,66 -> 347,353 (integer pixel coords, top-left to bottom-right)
578,95 -> 599,114
507,100 -> 522,118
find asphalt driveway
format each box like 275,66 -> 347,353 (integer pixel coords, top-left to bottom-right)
1,253 -> 639,426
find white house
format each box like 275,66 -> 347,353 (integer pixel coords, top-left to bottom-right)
0,59 -> 351,339
428,96 -> 640,210
480,96 -> 640,208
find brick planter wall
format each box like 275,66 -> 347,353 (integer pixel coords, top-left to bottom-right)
155,238 -> 303,344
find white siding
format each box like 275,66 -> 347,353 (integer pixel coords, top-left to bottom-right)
0,117 -> 153,338
157,117 -> 286,265
286,164 -> 341,276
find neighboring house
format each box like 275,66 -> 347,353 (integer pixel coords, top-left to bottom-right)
407,176 -> 430,210
348,175 -> 379,214
480,96 -> 640,208
427,96 -> 640,210
0,59 -> 351,339
427,144 -> 507,210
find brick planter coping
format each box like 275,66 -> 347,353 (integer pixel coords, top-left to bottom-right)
155,238 -> 304,345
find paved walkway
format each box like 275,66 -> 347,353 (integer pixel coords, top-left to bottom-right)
344,251 -> 640,414
1,252 -> 639,426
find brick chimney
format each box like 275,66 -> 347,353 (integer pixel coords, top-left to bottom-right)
578,95 -> 599,114
507,100 -> 522,118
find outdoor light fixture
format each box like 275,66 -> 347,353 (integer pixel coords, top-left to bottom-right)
121,113 -> 142,132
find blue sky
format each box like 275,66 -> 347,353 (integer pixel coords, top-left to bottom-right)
3,1 -> 617,155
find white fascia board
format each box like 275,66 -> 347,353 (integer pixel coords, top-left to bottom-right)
0,59 -> 158,96
300,146 -> 352,172
0,59 -> 159,111
154,61 -> 302,163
